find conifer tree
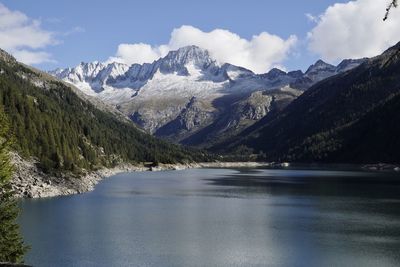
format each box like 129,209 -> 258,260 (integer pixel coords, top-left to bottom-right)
0,106 -> 28,263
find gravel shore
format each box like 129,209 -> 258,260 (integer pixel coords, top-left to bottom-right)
10,153 -> 272,199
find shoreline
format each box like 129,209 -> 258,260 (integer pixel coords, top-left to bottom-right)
11,154 -> 272,199
11,154 -> 400,199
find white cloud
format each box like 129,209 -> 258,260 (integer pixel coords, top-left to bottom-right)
110,25 -> 297,73
12,50 -> 55,65
0,3 -> 57,64
63,26 -> 85,36
308,0 -> 400,61
109,43 -> 163,65
305,13 -> 318,23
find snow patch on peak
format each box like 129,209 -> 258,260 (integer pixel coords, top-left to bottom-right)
77,61 -> 105,75
166,45 -> 212,64
221,64 -> 254,81
104,62 -> 130,78
98,62 -> 130,82
156,45 -> 217,76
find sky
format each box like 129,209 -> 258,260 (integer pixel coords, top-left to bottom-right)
1,0 -> 399,73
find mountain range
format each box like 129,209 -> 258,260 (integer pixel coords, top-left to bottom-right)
5,40 -> 399,167
50,46 -> 366,147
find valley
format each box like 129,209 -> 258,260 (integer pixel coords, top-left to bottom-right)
51,46 -> 366,147
1,2 -> 400,267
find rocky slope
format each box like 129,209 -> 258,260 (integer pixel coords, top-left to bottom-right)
50,46 -> 365,147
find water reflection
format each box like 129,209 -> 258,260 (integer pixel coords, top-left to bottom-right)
206,167 -> 400,199
19,168 -> 400,267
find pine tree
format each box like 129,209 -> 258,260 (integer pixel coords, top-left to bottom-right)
0,105 -> 28,263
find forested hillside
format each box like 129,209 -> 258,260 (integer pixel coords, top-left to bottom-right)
217,42 -> 400,163
0,50 -> 208,174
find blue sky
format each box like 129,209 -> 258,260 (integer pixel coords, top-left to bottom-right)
1,0 -> 399,73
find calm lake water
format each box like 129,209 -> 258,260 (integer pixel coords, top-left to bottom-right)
19,167 -> 400,267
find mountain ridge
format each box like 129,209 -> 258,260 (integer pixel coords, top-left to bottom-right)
50,46 -> 366,97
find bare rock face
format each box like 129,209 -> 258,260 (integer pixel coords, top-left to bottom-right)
227,87 -> 301,131
175,87 -> 303,147
128,100 -> 187,134
155,97 -> 216,140
235,91 -> 273,120
179,102 -> 213,131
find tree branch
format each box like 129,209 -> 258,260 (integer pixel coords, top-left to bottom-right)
384,0 -> 398,21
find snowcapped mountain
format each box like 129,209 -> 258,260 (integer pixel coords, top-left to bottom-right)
50,46 -> 366,146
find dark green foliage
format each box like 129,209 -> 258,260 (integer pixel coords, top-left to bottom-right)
0,57 -> 210,174
303,92 -> 400,163
0,106 -> 28,263
219,42 -> 400,163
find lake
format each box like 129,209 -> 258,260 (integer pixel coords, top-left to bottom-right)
19,167 -> 400,267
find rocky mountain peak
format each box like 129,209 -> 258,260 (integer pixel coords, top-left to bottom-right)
305,59 -> 336,75
264,68 -> 287,80
76,61 -> 105,76
102,62 -> 130,78
160,45 -> 215,70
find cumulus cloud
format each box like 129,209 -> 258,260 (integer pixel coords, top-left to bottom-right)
308,0 -> 400,61
109,43 -> 164,65
0,3 -> 57,64
110,25 -> 297,73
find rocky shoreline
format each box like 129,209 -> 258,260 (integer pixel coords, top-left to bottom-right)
12,154 -> 400,199
10,153 -> 273,199
362,163 -> 400,172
